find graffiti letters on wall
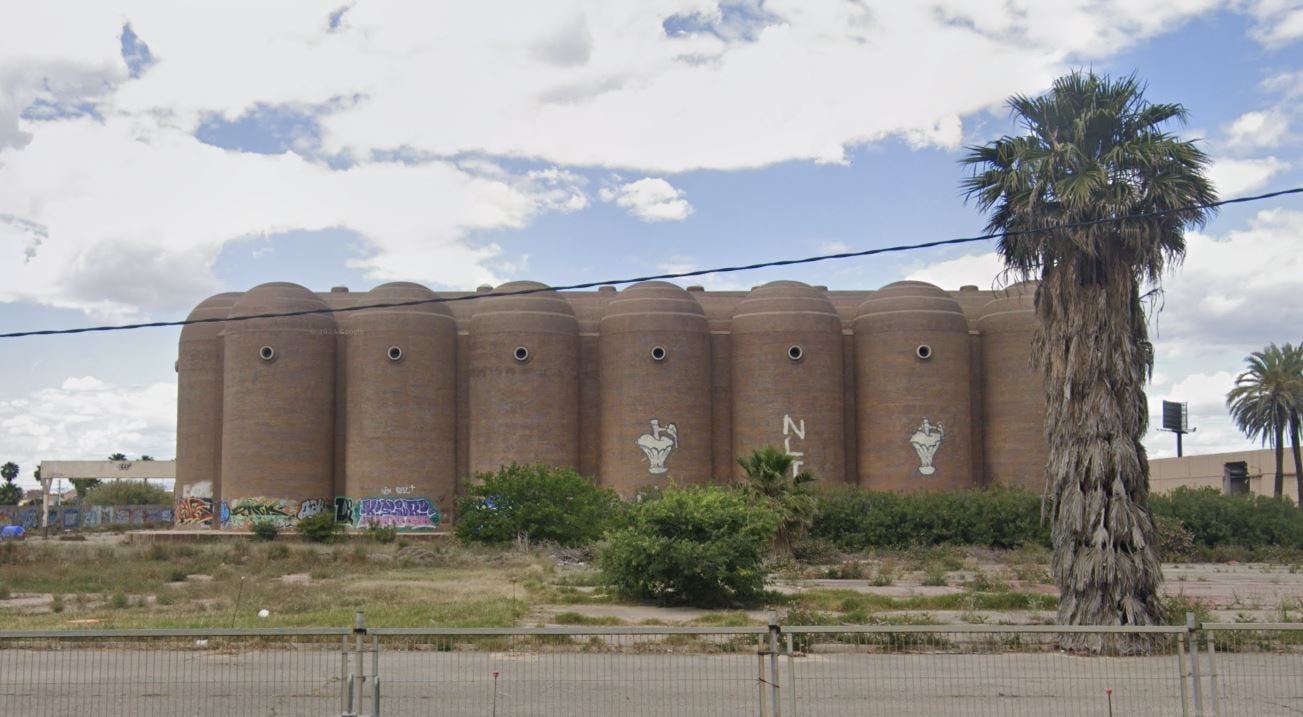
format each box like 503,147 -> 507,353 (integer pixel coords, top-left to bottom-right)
334,496 -> 440,531
220,496 -> 440,531
782,414 -> 806,477
174,480 -> 214,526
0,505 -> 172,530
221,497 -> 330,530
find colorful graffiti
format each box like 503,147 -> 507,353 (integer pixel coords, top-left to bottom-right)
0,504 -> 171,530
214,496 -> 438,531
175,481 -> 214,526
0,508 -> 39,530
351,497 -> 439,531
175,497 -> 214,525
223,497 -> 328,529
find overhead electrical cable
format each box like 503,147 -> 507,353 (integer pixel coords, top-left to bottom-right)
2,185 -> 1300,340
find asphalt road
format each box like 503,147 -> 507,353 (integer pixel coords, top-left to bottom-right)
0,648 -> 1298,716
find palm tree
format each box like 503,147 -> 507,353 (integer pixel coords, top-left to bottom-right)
1226,343 -> 1303,501
737,446 -> 816,555
0,461 -> 20,506
962,72 -> 1216,640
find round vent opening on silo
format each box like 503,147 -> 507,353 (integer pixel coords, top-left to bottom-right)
650,345 -> 667,362
259,346 -> 276,362
513,346 -> 530,362
915,344 -> 933,361
787,345 -> 804,361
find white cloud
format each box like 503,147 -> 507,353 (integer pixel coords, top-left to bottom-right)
600,177 -> 693,222
1206,156 -> 1290,195
0,376 -> 177,488
1224,109 -> 1292,149
905,251 -> 1006,289
1243,0 -> 1303,46
0,116 -> 586,320
0,0 -> 1249,319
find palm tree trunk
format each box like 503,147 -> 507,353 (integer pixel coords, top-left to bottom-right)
1291,415 -> 1302,507
1034,262 -> 1164,651
1274,421 -> 1285,499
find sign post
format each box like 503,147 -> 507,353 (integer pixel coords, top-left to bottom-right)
1160,400 -> 1194,457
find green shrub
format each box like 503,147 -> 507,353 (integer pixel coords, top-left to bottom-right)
1150,487 -> 1303,551
1153,514 -> 1197,561
82,480 -> 172,506
363,522 -> 398,544
250,520 -> 279,542
297,511 -> 339,543
457,464 -> 620,547
600,485 -> 779,607
810,486 -> 1048,550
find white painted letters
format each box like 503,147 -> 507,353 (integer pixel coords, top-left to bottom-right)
782,413 -> 806,477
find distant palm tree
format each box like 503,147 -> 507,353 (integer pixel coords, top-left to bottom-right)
1226,343 -> 1303,501
962,71 -> 1216,641
737,446 -> 816,555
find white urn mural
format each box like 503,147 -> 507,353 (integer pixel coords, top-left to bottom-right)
636,419 -> 678,474
909,418 -> 945,475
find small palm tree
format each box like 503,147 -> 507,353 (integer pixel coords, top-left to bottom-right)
962,71 -> 1216,642
737,447 -> 816,555
1227,343 -> 1303,501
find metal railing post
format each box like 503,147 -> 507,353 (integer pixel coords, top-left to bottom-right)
341,634 -> 351,715
756,635 -> 768,717
1177,630 -> 1190,717
354,610 -> 367,717
1205,629 -> 1219,717
768,613 -> 782,717
785,632 -> 797,717
1187,612 -> 1205,717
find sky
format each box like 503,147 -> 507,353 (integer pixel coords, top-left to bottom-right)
1,1 -> 1302,488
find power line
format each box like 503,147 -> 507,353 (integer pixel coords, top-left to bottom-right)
2,185 -> 1301,340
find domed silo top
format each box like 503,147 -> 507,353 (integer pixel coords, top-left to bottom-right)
732,280 -> 839,325
343,282 -> 454,325
599,284 -> 703,323
469,282 -> 570,319
977,281 -> 1037,327
854,280 -> 968,331
180,292 -> 242,343
222,282 -> 336,332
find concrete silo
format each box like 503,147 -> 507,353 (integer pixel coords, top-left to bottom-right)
219,283 -> 336,528
854,281 -> 975,492
468,281 -> 580,475
174,292 -> 241,528
341,283 -> 456,530
977,282 -> 1048,492
731,281 -> 846,484
599,281 -> 712,494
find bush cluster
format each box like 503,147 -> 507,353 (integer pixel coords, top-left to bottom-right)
297,511 -> 340,543
810,485 -> 1048,550
250,521 -> 279,541
456,463 -> 620,547
601,485 -> 779,607
1150,487 -> 1303,551
82,480 -> 172,506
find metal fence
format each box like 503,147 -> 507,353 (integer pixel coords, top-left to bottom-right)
0,619 -> 1299,716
